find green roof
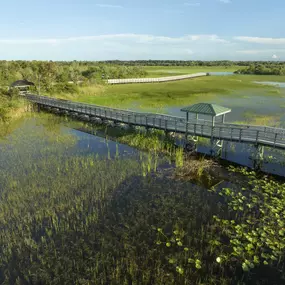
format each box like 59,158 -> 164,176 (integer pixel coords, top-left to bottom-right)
181,103 -> 231,117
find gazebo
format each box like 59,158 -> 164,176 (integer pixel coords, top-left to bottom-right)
181,103 -> 231,126
10,80 -> 35,94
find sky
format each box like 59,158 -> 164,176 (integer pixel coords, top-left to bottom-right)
0,0 -> 284,61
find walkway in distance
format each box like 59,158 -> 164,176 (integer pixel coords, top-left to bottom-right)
107,72 -> 207,84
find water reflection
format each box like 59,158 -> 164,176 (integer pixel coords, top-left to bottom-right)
208,72 -> 235,76
253,81 -> 285,88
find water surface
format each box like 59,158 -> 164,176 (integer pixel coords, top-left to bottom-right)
0,115 -> 284,285
253,81 -> 285,88
209,71 -> 234,76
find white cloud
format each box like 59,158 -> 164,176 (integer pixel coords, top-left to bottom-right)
236,49 -> 285,55
0,34 -> 230,45
272,54 -> 279,59
219,0 -> 231,3
234,36 -> 285,45
0,33 -> 233,60
96,4 -> 123,8
184,2 -> 201,6
236,50 -> 264,54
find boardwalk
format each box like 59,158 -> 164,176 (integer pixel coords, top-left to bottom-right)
107,73 -> 207,84
25,94 -> 285,150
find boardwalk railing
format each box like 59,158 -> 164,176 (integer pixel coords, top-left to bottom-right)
26,94 -> 285,150
107,73 -> 207,84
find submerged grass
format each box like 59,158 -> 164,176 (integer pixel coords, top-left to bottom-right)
0,115 -> 285,284
234,112 -> 282,127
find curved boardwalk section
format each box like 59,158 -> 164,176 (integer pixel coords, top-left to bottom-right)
107,72 -> 207,84
25,94 -> 285,150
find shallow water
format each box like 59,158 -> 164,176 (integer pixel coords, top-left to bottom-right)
0,117 -> 142,171
253,81 -> 285,88
209,71 -> 234,76
125,87 -> 285,176
162,88 -> 285,125
0,115 -> 284,284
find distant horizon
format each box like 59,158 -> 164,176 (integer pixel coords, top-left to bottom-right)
0,58 -> 285,63
1,1 -> 284,61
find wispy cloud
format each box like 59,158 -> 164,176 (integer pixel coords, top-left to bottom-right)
9,34 -> 282,60
0,34 -> 233,60
96,4 -> 123,8
272,54 -> 279,59
234,36 -> 285,45
219,0 -> 231,3
0,34 -> 230,45
236,50 -> 266,54
184,2 -> 201,6
236,49 -> 285,54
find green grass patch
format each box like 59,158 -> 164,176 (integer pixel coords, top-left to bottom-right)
51,74 -> 285,111
0,95 -> 29,122
143,65 -> 243,77
235,112 -> 283,127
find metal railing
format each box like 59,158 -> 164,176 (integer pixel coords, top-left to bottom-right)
25,94 -> 285,149
107,73 -> 207,84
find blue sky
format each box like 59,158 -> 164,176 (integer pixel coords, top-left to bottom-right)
0,0 -> 284,60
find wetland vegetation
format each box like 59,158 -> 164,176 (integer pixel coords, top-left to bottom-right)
0,114 -> 284,284
1,61 -> 285,284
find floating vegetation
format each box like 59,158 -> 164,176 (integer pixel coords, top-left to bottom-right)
209,166 -> 285,273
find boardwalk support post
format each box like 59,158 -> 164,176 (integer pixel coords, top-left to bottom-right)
253,144 -> 264,171
210,139 -> 224,157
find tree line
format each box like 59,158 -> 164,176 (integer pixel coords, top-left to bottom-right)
0,61 -> 147,93
235,63 -> 285,75
96,60 -> 285,67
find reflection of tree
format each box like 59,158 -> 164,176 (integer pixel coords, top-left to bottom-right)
36,115 -> 77,145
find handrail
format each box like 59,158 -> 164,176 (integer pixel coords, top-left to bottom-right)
28,93 -> 284,134
107,73 -> 207,84
26,93 -> 186,121
24,93 -> 285,149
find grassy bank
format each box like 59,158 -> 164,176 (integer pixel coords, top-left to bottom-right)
52,74 -> 285,111
0,95 -> 29,122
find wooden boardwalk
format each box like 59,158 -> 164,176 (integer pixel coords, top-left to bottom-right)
26,94 -> 285,150
107,73 -> 207,84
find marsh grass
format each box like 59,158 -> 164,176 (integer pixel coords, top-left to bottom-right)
234,112 -> 282,127
0,95 -> 29,122
49,74 -> 285,110
82,122 -> 180,159
1,113 -> 285,284
174,156 -> 220,186
143,65 -> 242,77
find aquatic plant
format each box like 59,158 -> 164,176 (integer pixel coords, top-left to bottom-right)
175,147 -> 184,167
1,114 -> 285,285
210,166 -> 285,272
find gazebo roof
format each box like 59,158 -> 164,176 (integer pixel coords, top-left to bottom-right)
181,103 -> 231,117
10,80 -> 35,88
